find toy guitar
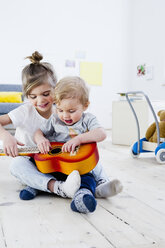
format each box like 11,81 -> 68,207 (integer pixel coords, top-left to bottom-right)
0,142 -> 99,175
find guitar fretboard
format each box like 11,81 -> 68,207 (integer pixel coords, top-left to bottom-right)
0,146 -> 39,154
0,144 -> 79,156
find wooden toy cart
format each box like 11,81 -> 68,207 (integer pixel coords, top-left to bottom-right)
125,91 -> 165,163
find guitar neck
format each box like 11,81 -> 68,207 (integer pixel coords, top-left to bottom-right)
0,146 -> 40,156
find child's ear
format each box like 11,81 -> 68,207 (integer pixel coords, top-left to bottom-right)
83,101 -> 90,111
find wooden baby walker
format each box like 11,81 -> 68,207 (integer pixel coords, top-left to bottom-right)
125,91 -> 165,164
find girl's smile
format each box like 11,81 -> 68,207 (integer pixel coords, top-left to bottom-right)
37,102 -> 49,108
28,83 -> 54,118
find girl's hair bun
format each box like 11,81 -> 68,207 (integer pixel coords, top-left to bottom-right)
26,51 -> 43,64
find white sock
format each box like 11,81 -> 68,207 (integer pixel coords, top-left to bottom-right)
54,170 -> 81,198
95,179 -> 123,198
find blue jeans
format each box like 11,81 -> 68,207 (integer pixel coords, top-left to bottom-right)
80,173 -> 96,195
10,156 -> 96,195
91,161 -> 109,184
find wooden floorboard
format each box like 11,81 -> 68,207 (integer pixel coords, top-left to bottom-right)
0,135 -> 165,248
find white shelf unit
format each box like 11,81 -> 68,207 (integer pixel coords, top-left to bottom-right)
112,100 -> 149,146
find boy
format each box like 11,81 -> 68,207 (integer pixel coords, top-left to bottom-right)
34,76 -> 123,213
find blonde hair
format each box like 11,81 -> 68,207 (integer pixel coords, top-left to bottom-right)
22,51 -> 57,97
54,76 -> 90,107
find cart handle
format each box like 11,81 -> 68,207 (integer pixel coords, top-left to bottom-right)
125,91 -> 160,154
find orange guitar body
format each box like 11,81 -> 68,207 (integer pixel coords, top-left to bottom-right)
33,142 -> 99,175
0,142 -> 99,175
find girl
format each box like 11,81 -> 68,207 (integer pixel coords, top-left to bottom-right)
34,76 -> 123,213
0,51 -> 81,200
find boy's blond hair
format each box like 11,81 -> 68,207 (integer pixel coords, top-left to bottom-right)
54,76 -> 90,107
22,51 -> 57,97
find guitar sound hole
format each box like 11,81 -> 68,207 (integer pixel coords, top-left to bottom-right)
48,147 -> 62,155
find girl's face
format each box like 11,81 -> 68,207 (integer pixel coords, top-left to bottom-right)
28,83 -> 54,118
56,98 -> 88,125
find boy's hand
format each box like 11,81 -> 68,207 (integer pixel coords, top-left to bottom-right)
36,136 -> 51,154
3,134 -> 24,157
62,136 -> 81,153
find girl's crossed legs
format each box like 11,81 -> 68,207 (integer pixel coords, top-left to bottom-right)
10,156 -> 97,213
10,156 -> 81,199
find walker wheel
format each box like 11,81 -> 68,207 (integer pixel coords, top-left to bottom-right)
156,149 -> 165,163
130,144 -> 140,158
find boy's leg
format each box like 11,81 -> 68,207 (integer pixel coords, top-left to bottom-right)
71,173 -> 97,213
91,161 -> 108,182
10,156 -> 80,200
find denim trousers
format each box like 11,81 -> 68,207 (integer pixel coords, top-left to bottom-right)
10,156 -> 107,193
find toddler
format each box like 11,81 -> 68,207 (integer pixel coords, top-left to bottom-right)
35,76 -> 123,213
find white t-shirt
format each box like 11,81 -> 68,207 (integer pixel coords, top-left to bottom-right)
8,102 -> 54,146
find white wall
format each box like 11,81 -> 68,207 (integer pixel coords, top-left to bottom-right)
130,0 -> 165,101
0,0 -> 132,129
3,0 -> 164,129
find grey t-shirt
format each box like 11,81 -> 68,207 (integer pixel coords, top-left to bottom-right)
41,112 -> 102,142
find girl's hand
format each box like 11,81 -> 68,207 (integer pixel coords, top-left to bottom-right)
36,136 -> 51,154
3,134 -> 24,157
62,136 -> 81,153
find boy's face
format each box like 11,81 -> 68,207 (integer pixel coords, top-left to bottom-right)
56,98 -> 87,125
28,83 -> 54,118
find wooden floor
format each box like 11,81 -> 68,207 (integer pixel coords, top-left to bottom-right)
0,133 -> 165,248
